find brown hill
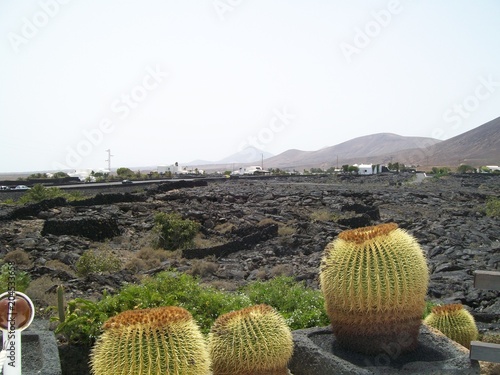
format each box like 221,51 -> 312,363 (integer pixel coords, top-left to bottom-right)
382,116 -> 500,168
196,116 -> 500,172
263,133 -> 441,170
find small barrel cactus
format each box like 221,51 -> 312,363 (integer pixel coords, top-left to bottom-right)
208,304 -> 293,375
424,304 -> 478,349
90,306 -> 210,375
320,222 -> 429,354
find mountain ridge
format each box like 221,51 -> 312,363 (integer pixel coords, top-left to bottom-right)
194,116 -> 500,171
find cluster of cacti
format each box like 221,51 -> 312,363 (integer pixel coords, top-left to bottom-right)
424,304 -> 478,349
319,222 -> 429,354
91,304 -> 293,375
90,306 -> 210,375
88,221 -> 436,370
208,304 -> 293,375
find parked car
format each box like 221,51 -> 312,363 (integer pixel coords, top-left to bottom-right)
121,179 -> 133,185
13,185 -> 30,190
0,186 -> 10,191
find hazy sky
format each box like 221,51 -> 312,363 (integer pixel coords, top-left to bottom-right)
1,0 -> 500,173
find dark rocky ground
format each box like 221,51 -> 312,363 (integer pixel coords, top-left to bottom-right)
0,173 -> 499,374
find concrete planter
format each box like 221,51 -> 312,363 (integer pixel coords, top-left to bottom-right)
289,324 -> 480,375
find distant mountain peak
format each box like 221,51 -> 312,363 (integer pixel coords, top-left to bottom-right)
186,147 -> 273,166
216,147 -> 273,164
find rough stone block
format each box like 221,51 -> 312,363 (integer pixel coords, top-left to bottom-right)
289,324 -> 480,375
15,330 -> 62,375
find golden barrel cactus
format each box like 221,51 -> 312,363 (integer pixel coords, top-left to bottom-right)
424,304 -> 478,349
90,306 -> 210,375
320,223 -> 429,354
208,304 -> 293,375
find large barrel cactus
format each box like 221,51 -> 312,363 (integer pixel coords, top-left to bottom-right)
90,306 -> 211,375
208,304 -> 293,375
320,222 -> 429,354
424,304 -> 478,349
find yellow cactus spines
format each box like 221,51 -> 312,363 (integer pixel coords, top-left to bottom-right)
90,306 -> 210,375
424,304 -> 478,349
208,304 -> 293,375
320,223 -> 429,354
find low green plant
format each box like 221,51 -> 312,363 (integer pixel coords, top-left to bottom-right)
75,249 -> 122,277
18,184 -> 83,204
152,212 -> 200,249
52,272 -> 329,345
485,197 -> 500,217
0,263 -> 31,292
54,271 -> 251,344
431,167 -> 450,178
242,276 -> 329,330
55,297 -> 111,344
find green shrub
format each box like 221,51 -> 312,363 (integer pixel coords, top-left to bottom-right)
0,263 -> 31,292
485,197 -> 500,217
52,272 -> 330,345
18,184 -> 83,204
152,212 -> 200,249
431,167 -> 450,178
54,271 -> 251,344
241,276 -> 329,330
75,249 -> 122,277
55,297 -> 111,344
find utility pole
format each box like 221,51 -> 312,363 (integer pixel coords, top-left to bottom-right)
105,149 -> 113,172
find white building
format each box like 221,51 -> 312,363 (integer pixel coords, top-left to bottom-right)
157,165 -> 179,174
231,166 -> 269,175
357,164 -> 374,175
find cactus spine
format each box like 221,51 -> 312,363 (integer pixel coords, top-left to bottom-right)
208,304 -> 293,375
90,306 -> 210,375
57,285 -> 65,323
424,304 -> 478,349
320,223 -> 429,354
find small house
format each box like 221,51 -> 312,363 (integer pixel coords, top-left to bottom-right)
358,164 -> 374,175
